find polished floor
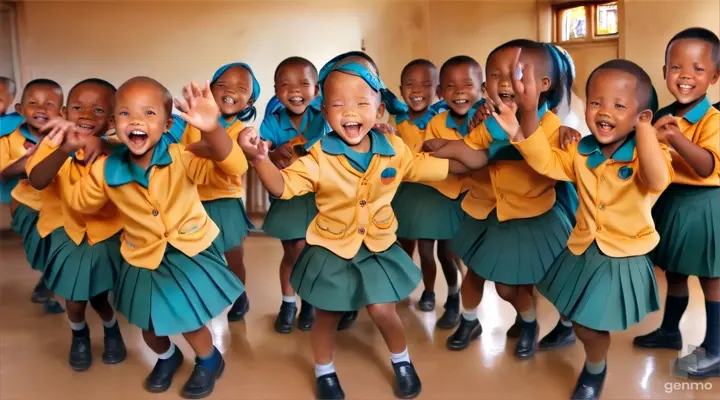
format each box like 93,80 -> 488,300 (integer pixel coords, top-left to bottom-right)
0,233 -> 718,400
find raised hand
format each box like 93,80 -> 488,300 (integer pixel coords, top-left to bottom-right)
373,123 -> 397,135
559,126 -> 582,150
490,99 -> 521,140
82,136 -> 106,164
174,81 -> 221,133
237,126 -> 268,161
510,49 -> 539,113
468,106 -> 489,131
41,117 -> 76,145
269,143 -> 293,169
653,115 -> 681,140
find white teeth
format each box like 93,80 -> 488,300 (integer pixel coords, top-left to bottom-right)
598,122 -> 611,129
679,84 -> 693,90
344,122 -> 360,127
411,97 -> 424,102
79,124 -> 92,129
289,97 -> 303,102
130,130 -> 147,136
222,96 -> 236,104
500,93 -> 513,98
454,100 -> 468,104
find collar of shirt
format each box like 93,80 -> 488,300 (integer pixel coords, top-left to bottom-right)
320,129 -> 396,157
655,95 -> 712,124
444,107 -> 477,137
395,100 -> 450,130
105,134 -> 173,188
578,132 -> 636,169
0,112 -> 25,137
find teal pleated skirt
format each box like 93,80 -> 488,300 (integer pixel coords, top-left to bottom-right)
11,204 -> 50,272
262,194 -> 317,241
538,242 -> 660,331
392,183 -> 465,240
114,244 -> 244,336
452,205 -> 572,285
202,198 -> 252,253
651,184 -> 720,278
290,243 -> 422,311
43,229 -> 122,302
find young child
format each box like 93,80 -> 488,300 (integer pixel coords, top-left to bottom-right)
168,63 -> 259,323
633,27 -> 720,378
0,79 -> 65,313
25,78 -> 126,371
505,57 -> 671,399
0,77 -> 23,124
238,60 -> 483,400
42,77 -> 247,398
260,57 -> 322,333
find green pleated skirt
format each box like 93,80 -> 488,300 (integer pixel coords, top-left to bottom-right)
651,185 -> 720,278
11,204 -> 50,272
114,244 -> 244,336
290,243 -> 421,311
452,205 -> 572,285
538,243 -> 660,331
202,198 -> 252,253
392,183 -> 465,240
43,229 -> 122,302
262,194 -> 317,241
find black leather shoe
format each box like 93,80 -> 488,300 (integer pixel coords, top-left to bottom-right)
145,348 -> 184,393
31,279 -> 50,304
274,302 -> 297,334
515,320 -> 539,360
446,318 -> 482,351
392,361 -> 421,399
417,291 -> 435,312
506,314 -> 522,338
539,321 -> 576,351
102,328 -> 127,364
297,300 -> 315,331
227,292 -> 250,322
69,328 -> 92,371
337,311 -> 358,331
316,373 -> 345,400
675,348 -> 720,379
44,299 -> 65,314
571,366 -> 606,400
181,357 -> 225,399
633,328 -> 682,350
436,293 -> 460,329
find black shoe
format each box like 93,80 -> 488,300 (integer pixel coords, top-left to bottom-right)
274,301 -> 297,334
145,347 -> 184,393
181,356 -> 225,399
44,299 -> 65,314
675,348 -> 720,379
297,300 -> 315,331
506,314 -> 522,338
227,292 -> 249,322
539,321 -> 576,351
446,318 -> 482,351
633,328 -> 682,350
31,279 -> 50,304
571,366 -> 606,400
417,291 -> 435,312
102,324 -> 127,364
392,361 -> 422,399
69,327 -> 92,371
515,320 -> 539,360
316,373 -> 345,400
436,293 -> 460,329
337,311 -> 358,331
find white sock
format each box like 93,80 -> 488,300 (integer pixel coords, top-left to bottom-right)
282,295 -> 296,304
315,361 -> 336,377
102,314 -> 117,328
462,310 -> 478,321
520,308 -> 536,322
158,343 -> 176,360
585,359 -> 606,375
448,285 -> 460,295
390,347 -> 411,364
560,319 -> 573,327
68,319 -> 87,331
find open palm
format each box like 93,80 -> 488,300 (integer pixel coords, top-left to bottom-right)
175,81 -> 220,132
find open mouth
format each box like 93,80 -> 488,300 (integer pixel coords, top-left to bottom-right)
595,120 -> 615,135
77,123 -> 95,133
499,92 -> 515,105
410,96 -> 425,104
289,96 -> 305,106
342,122 -> 362,137
33,114 -> 48,123
222,96 -> 237,105
677,84 -> 695,95
127,129 -> 148,146
452,99 -> 469,105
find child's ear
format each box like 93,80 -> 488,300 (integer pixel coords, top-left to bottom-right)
314,84 -> 320,98
247,99 -> 254,107
638,109 -> 653,123
61,106 -> 67,119
541,76 -> 552,92
376,102 -> 386,120
14,103 -> 21,114
108,114 -> 115,130
165,116 -> 174,132
321,103 -> 328,119
435,85 -> 443,100
662,65 -> 667,80
711,66 -> 720,84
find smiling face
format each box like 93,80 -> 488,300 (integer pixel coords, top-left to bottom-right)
275,63 -> 318,116
114,80 -> 172,159
665,38 -> 720,105
211,66 -> 254,117
586,69 -> 646,146
322,71 -> 383,147
64,83 -> 114,138
0,80 -> 14,115
400,63 -> 437,114
438,63 -> 481,116
16,84 -> 63,133
485,47 -> 551,108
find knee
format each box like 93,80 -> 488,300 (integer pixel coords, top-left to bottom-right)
573,323 -> 607,342
366,303 -> 398,327
700,277 -> 720,292
666,272 -> 689,286
495,284 -> 516,302
89,292 -> 109,307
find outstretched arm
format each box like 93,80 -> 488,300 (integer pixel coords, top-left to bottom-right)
636,117 -> 673,193
655,114 -> 717,178
430,140 -> 490,171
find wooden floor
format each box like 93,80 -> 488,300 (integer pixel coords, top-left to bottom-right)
0,233 -> 718,400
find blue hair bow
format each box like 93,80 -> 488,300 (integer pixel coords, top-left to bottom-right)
212,63 -> 261,122
544,44 -> 575,111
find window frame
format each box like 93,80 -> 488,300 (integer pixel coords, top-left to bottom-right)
554,1 -> 619,44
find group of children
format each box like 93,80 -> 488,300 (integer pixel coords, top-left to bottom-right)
0,25 -> 718,400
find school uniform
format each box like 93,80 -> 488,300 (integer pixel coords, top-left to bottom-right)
58,134 -> 247,337
0,113 -> 25,204
279,130 -> 448,312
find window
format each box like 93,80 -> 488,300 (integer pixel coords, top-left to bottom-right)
555,1 -> 618,42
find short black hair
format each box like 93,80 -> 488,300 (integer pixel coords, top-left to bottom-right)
665,27 -> 720,68
586,59 -> 658,112
274,57 -> 319,82
0,77 -> 16,95
118,76 -> 173,117
68,78 -> 117,102
21,78 -> 63,103
439,55 -> 483,84
401,59 -> 437,82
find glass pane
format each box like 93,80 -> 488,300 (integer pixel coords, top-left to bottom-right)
596,2 -> 618,36
560,6 -> 587,41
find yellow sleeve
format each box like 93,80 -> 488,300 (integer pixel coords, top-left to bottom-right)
423,118 -> 443,140
400,144 -> 450,183
512,126 -> 576,182
639,143 -> 675,195
61,156 -> 110,213
25,136 -> 61,177
0,136 -> 13,171
696,112 -> 720,176
180,142 -> 249,184
464,124 -> 492,150
279,151 -> 320,200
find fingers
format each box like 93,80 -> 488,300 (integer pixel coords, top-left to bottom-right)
190,81 -> 203,99
521,63 -> 535,87
174,97 -> 190,114
202,80 -> 212,98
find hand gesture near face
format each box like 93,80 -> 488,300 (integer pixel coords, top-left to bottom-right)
237,126 -> 269,162
174,81 -> 221,132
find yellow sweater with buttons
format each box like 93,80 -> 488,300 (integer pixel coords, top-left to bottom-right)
423,112 -> 470,199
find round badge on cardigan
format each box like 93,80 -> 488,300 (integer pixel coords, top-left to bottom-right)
618,166 -> 634,180
380,167 -> 397,185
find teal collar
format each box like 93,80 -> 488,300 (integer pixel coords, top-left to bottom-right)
19,124 -> 39,144
445,110 -> 474,136
320,129 -> 395,157
219,115 -> 238,130
277,108 -> 315,134
105,134 -> 173,188
487,102 -> 549,141
578,133 -> 636,169
656,96 -> 712,124
487,103 -> 549,160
